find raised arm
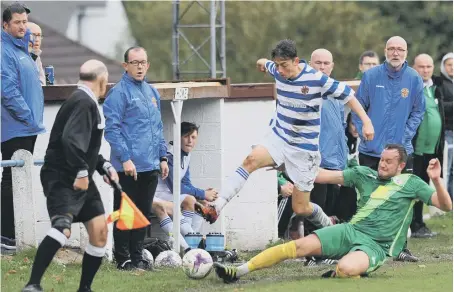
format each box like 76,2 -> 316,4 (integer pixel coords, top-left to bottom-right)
426,159 -> 452,212
320,74 -> 374,141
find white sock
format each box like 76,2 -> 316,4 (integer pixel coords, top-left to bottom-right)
305,203 -> 332,228
214,166 -> 250,212
236,263 -> 250,277
182,210 -> 194,227
180,218 -> 194,236
192,213 -> 204,232
159,216 -> 189,250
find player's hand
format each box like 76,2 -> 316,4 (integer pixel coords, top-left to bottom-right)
123,160 -> 137,181
103,167 -> 119,185
427,158 -> 442,181
256,58 -> 268,73
362,120 -> 374,141
280,183 -> 293,197
348,121 -> 359,138
204,188 -> 218,202
74,177 -> 89,191
160,161 -> 169,179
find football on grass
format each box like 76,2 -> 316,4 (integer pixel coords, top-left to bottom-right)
182,249 -> 213,279
154,250 -> 182,268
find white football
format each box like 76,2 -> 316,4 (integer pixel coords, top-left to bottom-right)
182,249 -> 213,279
142,249 -> 154,265
154,250 -> 182,268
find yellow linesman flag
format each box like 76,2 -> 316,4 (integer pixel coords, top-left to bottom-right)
107,192 -> 150,230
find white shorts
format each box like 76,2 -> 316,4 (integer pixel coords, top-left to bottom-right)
259,130 -> 320,192
153,190 -> 188,204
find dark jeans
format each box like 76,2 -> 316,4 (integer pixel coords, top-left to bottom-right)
411,154 -> 436,231
330,186 -> 357,222
113,170 -> 159,265
1,135 -> 37,239
324,184 -> 340,217
277,183 -> 327,238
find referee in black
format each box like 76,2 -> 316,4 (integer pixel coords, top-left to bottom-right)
23,60 -> 118,292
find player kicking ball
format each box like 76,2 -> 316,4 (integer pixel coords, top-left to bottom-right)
196,39 -> 374,231
213,144 -> 452,282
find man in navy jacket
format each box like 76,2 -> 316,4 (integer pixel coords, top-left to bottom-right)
1,3 -> 45,243
103,46 -> 169,270
352,36 -> 425,262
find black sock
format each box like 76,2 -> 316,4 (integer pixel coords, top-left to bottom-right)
27,235 -> 62,285
79,252 -> 103,291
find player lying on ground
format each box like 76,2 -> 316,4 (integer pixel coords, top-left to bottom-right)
213,144 -> 452,283
152,122 -> 218,252
196,39 -> 374,231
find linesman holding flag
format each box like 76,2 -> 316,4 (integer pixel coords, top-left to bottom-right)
23,60 -> 118,292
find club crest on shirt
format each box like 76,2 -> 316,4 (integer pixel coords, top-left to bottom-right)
392,176 -> 403,186
151,96 -> 158,108
401,88 -> 409,98
301,86 -> 309,95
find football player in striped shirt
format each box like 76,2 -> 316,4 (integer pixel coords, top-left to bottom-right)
196,39 -> 374,230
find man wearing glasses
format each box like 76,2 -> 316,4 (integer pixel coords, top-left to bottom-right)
103,46 -> 169,271
351,36 -> 425,262
26,22 -> 45,85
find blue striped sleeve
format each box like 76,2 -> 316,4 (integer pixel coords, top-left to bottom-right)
321,76 -> 353,103
265,61 -> 276,77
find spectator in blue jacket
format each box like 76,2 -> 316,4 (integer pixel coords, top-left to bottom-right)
310,49 -> 357,223
103,46 -> 169,271
308,49 -> 347,217
352,36 -> 425,262
1,3 -> 45,244
152,122 -> 218,252
352,36 -> 425,169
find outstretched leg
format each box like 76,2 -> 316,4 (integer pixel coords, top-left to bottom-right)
214,234 -> 322,283
197,145 -> 276,223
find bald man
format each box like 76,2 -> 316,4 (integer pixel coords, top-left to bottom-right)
27,22 -> 45,85
23,60 -> 119,292
309,49 -> 345,211
351,36 -> 425,262
309,49 -> 358,225
410,54 -> 446,238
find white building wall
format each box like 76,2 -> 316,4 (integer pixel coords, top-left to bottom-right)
222,99 -> 278,250
2,96 -> 277,251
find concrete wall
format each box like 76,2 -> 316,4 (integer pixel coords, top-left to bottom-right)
222,99 -> 278,250
1,97 -> 277,251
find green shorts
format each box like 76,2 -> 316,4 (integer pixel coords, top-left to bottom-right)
313,223 -> 387,273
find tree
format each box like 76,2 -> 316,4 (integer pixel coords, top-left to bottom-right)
123,1 -> 453,82
357,1 -> 453,71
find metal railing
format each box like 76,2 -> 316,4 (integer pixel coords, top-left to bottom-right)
0,159 -> 44,168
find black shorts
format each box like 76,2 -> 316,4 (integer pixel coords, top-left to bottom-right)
41,166 -> 105,223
